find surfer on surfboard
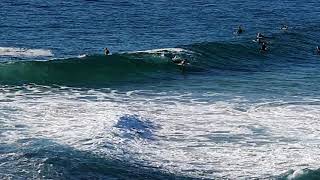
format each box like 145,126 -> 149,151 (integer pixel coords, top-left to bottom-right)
316,46 -> 320,54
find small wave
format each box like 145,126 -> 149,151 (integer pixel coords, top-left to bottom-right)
0,30 -> 317,86
279,168 -> 320,180
0,47 -> 53,57
0,54 -> 182,85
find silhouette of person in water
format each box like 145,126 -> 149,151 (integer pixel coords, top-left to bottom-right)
104,48 -> 110,55
316,46 -> 320,54
236,25 -> 244,34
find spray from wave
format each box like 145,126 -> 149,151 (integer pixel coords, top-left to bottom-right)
0,47 -> 54,58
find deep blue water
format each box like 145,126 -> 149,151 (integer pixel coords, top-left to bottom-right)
1,0 -> 320,179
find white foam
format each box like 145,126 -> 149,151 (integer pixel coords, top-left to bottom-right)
1,86 -> 320,179
77,54 -> 87,58
129,48 -> 192,54
0,47 -> 54,57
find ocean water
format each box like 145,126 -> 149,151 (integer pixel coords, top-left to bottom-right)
1,0 -> 320,179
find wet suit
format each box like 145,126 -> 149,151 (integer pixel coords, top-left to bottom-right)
237,27 -> 243,34
260,43 -> 267,51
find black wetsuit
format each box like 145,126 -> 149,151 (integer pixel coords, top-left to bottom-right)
261,44 -> 267,51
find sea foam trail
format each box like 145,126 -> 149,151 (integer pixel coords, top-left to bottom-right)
0,47 -> 53,57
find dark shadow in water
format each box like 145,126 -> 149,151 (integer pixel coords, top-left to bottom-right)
114,114 -> 160,141
0,138 -> 201,180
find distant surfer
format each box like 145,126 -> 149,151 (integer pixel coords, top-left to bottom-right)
171,57 -> 189,73
257,32 -> 265,39
178,59 -> 188,66
172,58 -> 187,64
172,58 -> 189,66
104,48 -> 110,55
316,46 -> 320,54
281,24 -> 288,31
256,32 -> 266,44
260,42 -> 268,52
236,25 -> 244,35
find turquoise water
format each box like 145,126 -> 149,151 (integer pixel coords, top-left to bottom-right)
1,1 -> 320,179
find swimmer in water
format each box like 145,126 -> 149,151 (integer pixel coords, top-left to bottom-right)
104,48 -> 110,55
281,24 -> 288,30
236,25 -> 244,34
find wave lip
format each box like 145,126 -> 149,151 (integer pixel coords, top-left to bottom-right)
0,47 -> 54,57
131,48 -> 190,53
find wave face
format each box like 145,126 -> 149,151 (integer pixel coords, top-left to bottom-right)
0,53 -> 179,85
0,30 -> 318,86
